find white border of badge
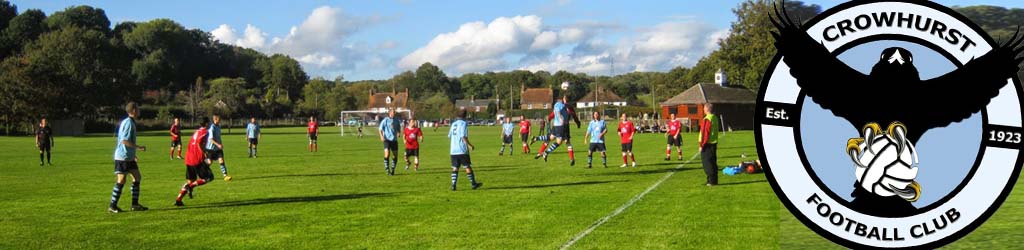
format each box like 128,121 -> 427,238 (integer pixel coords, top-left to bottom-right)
756,1 -> 1024,249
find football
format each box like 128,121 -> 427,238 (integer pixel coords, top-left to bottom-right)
849,124 -> 920,201
560,81 -> 570,90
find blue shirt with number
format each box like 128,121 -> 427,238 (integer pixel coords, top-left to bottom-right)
449,119 -> 469,155
113,117 -> 136,161
206,124 -> 221,150
588,120 -> 606,144
246,123 -> 260,139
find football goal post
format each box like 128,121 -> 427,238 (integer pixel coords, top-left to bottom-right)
339,109 -> 413,136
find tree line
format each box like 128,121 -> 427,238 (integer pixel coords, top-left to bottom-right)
0,0 -> 1019,134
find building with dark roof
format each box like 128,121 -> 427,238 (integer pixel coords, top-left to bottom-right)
660,69 -> 756,130
455,96 -> 496,113
577,87 -> 626,108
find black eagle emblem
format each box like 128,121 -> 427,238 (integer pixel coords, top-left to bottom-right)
770,3 -> 1024,217
770,5 -> 1024,144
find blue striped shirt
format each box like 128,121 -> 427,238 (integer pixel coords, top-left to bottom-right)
206,124 -> 222,150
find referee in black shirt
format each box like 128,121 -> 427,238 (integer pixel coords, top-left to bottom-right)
35,118 -> 54,166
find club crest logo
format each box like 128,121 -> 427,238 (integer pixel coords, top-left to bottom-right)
755,0 -> 1024,248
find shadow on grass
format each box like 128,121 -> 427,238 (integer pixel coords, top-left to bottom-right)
593,167 -> 702,176
159,192 -> 394,211
414,167 -> 521,174
716,179 -> 767,186
243,172 -> 373,181
489,180 -> 627,190
641,161 -> 697,167
714,145 -> 756,150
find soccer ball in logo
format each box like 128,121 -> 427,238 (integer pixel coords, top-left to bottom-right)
847,122 -> 920,201
560,81 -> 570,90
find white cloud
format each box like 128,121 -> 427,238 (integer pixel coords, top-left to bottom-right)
269,6 -> 369,57
401,15 -> 727,76
296,53 -> 338,68
530,31 -> 558,51
520,20 -> 727,74
211,6 -> 385,76
520,53 -> 611,75
634,22 -> 704,55
398,15 -> 547,73
210,24 -> 238,45
239,24 -> 267,48
558,27 -> 586,43
211,24 -> 267,48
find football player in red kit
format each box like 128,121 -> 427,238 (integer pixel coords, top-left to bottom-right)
403,119 -> 424,171
307,116 -> 319,152
665,113 -> 683,161
618,113 -> 637,168
519,115 -> 531,154
174,119 -> 215,206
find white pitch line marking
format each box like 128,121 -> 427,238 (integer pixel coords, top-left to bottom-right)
560,152 -> 701,250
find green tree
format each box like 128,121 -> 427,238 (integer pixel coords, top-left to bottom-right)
323,78 -> 356,121
111,21 -> 136,40
550,70 -> 589,101
201,77 -> 247,117
45,5 -> 110,32
0,0 -> 15,30
123,19 -> 191,90
0,26 -> 130,120
389,70 -> 415,94
0,9 -> 45,59
414,93 -> 456,120
688,0 -> 820,91
459,73 -> 493,99
346,81 -> 378,109
258,54 -> 308,101
226,46 -> 268,89
954,5 -> 1024,40
953,5 -> 1024,78
413,62 -> 448,99
297,78 -> 331,117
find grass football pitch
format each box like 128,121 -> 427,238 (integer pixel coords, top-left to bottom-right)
1,126 -> 1021,249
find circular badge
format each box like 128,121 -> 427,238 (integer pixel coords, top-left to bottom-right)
755,0 -> 1024,248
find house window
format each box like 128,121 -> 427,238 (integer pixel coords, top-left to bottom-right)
688,105 -> 698,114
544,103 -> 549,109
668,107 -> 678,115
528,104 -> 533,109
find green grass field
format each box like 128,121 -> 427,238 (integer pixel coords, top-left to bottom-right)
0,125 -> 1021,249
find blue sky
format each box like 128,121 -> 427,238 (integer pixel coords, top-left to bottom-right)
13,0 -> 1024,81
